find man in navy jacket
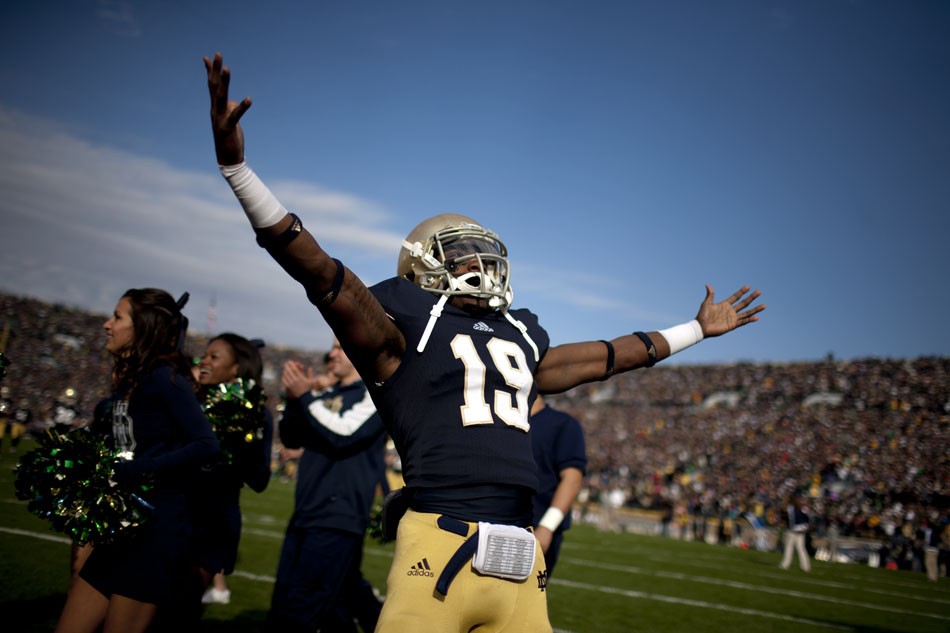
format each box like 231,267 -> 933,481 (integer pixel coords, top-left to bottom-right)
270,339 -> 387,632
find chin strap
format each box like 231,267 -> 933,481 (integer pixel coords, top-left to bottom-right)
417,294 -> 449,353
415,297 -> 538,362
503,310 -> 540,362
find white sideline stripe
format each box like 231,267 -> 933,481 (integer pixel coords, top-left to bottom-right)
554,578 -> 853,631
565,557 -> 950,621
683,559 -> 950,606
242,527 -> 286,539
646,549 -> 936,592
575,543 -> 948,597
0,526 -> 71,544
231,569 -> 276,583
2,525 -> 935,631
365,546 -> 395,559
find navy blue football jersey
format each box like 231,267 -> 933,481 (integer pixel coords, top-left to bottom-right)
368,277 -> 550,492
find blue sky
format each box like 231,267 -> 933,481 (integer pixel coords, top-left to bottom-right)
1,0 -> 947,363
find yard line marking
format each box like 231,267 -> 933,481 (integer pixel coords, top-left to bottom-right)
554,578 -> 854,630
564,557 -> 950,621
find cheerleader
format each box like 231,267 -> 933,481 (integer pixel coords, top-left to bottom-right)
193,333 -> 274,606
55,289 -> 218,633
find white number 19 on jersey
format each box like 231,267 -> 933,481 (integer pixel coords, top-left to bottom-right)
450,334 -> 532,431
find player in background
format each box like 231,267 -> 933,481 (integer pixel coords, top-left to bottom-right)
530,396 -> 586,577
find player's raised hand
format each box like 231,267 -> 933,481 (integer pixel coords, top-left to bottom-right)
204,52 -> 252,166
695,284 -> 764,338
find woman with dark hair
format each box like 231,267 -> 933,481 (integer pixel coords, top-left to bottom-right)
192,332 -> 274,606
55,288 -> 219,633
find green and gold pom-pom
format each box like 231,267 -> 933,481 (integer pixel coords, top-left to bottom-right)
366,501 -> 390,544
203,378 -> 267,466
14,425 -> 154,545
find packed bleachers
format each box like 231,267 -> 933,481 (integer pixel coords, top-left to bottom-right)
3,290 -> 948,569
544,356 -> 950,569
0,291 -> 324,425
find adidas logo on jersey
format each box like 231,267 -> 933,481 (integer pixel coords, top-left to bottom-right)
407,558 -> 434,577
473,322 -> 494,333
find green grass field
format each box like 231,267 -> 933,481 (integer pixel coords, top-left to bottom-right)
2,442 -> 948,633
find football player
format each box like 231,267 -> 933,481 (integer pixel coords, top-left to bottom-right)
204,52 -> 765,633
530,395 -> 586,577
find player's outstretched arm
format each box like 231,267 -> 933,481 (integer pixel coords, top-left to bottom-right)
204,53 -> 405,383
535,284 -> 764,394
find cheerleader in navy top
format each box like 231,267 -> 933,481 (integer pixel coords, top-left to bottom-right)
192,333 -> 274,606
55,288 -> 218,633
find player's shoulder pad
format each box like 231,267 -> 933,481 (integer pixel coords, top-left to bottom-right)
369,276 -> 438,320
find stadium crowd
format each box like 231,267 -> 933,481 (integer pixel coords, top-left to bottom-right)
0,292 -> 321,426
546,356 -> 950,571
3,290 -> 948,574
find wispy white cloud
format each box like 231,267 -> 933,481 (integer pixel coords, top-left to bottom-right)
0,105 -> 400,346
0,104 -> 659,349
96,0 -> 141,37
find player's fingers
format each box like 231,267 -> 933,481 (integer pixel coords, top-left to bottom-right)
726,285 -> 751,304
733,289 -> 762,311
228,97 -> 252,126
207,53 -> 223,92
738,304 -> 766,321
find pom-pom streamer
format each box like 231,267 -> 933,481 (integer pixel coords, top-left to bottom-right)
203,378 -> 267,466
15,425 -> 153,545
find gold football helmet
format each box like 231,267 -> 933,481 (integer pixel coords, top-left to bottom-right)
397,213 -> 512,310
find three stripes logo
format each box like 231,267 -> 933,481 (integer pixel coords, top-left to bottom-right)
473,322 -> 494,333
407,558 -> 434,577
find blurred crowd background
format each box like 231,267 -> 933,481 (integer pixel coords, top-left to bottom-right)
2,291 -> 948,573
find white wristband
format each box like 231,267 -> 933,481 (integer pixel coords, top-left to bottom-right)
658,319 -> 704,355
219,161 -> 288,228
538,506 -> 565,532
